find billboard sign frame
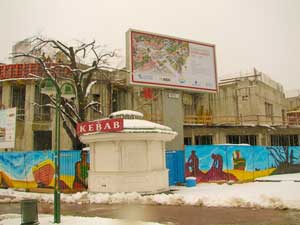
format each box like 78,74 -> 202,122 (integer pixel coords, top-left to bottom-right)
127,29 -> 218,93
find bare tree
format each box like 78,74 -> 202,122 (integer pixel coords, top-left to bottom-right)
13,37 -> 118,149
267,146 -> 297,167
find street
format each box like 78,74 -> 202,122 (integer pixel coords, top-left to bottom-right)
1,202 -> 300,225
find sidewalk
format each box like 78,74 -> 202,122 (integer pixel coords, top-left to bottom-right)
255,173 -> 300,182
1,201 -> 300,225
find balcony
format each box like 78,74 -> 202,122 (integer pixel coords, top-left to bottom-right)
16,108 -> 25,121
184,115 -> 213,125
184,114 -> 286,126
143,113 -> 163,124
34,106 -> 51,121
287,111 -> 300,126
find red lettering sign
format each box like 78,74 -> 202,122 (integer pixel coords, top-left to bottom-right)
76,118 -> 124,135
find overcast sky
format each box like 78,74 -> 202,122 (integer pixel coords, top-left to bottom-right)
0,0 -> 299,91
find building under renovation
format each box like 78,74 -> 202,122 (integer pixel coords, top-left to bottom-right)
0,40 -> 300,151
183,71 -> 300,146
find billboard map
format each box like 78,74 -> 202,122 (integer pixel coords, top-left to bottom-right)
128,30 -> 218,92
0,108 -> 16,149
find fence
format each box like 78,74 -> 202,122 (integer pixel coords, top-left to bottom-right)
185,145 -> 300,183
0,150 -> 87,192
0,149 -> 181,190
1,146 -> 298,191
166,150 -> 185,185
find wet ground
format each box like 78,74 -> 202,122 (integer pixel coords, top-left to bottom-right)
1,202 -> 300,225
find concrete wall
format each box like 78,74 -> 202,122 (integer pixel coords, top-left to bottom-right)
162,90 -> 184,150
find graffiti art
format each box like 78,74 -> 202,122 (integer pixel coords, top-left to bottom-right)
185,145 -> 300,183
0,150 -> 89,191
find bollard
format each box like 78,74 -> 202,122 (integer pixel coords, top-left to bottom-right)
20,199 -> 39,225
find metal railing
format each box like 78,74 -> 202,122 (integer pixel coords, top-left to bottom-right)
287,117 -> 300,125
143,113 -> 163,124
16,108 -> 25,121
184,114 -> 286,126
184,115 -> 213,124
287,113 -> 300,126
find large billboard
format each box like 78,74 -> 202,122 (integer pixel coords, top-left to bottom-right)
0,108 -> 16,149
127,29 -> 218,92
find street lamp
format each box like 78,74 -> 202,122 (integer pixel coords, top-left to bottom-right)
40,78 -> 76,224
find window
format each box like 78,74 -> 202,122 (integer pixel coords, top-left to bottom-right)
183,94 -> 195,116
184,137 -> 192,145
265,102 -> 273,118
90,94 -> 101,120
226,135 -> 257,145
34,86 -> 51,121
281,109 -> 286,123
271,135 -> 299,146
195,135 -> 213,145
34,131 -> 52,150
11,85 -> 25,120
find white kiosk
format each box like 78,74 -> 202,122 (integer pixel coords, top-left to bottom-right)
79,110 -> 177,193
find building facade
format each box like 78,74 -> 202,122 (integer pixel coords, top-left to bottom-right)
183,71 -> 300,146
1,40 -> 300,151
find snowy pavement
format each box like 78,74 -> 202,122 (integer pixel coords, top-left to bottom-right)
0,214 -> 163,225
1,173 -> 300,224
255,172 -> 300,182
1,173 -> 300,209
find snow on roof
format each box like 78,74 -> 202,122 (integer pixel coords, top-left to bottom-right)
109,110 -> 144,118
82,110 -> 177,135
0,77 -> 39,83
122,119 -> 177,135
124,119 -> 169,130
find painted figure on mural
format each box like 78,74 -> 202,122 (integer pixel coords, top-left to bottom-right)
187,150 -> 199,176
186,150 -> 205,177
185,150 -> 237,182
73,151 -> 90,189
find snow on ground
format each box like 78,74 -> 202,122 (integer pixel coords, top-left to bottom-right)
0,214 -> 163,225
0,173 -> 300,210
255,172 -> 300,181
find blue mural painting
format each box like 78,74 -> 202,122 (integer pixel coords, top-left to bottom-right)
0,150 -> 89,191
185,145 -> 300,183
1,145 -> 299,190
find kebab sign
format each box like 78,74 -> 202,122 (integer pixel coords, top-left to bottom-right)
77,118 -> 124,135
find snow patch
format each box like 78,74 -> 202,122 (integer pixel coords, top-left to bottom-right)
85,80 -> 97,97
1,173 -> 300,209
110,110 -> 144,118
1,214 -> 163,225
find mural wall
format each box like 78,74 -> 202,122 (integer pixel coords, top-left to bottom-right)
185,145 -> 300,183
0,150 -> 89,191
1,146 -> 299,190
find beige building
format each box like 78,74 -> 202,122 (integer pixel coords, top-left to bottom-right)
1,64 -> 300,151
1,40 -> 300,151
183,70 -> 300,146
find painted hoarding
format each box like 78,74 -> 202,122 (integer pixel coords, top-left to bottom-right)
127,29 -> 218,92
0,108 -> 16,149
185,145 -> 300,183
0,150 -> 89,191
